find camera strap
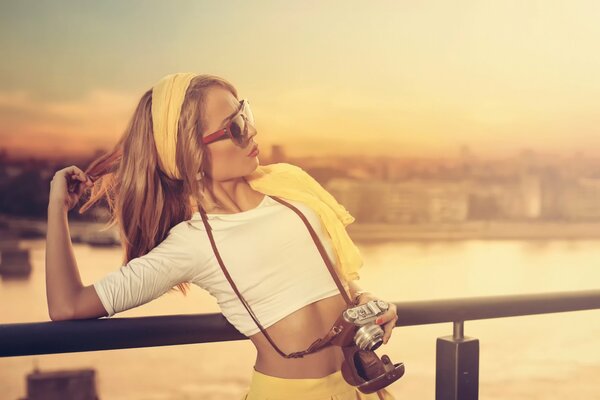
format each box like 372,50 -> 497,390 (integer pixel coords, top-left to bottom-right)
197,194 -> 354,359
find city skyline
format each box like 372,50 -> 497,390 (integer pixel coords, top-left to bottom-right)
2,142 -> 598,167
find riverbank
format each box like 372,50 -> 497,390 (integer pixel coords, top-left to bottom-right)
0,214 -> 119,245
346,220 -> 600,242
2,213 -> 600,243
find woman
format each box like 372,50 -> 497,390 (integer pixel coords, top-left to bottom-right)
46,73 -> 399,399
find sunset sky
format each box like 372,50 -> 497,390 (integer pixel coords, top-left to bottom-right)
1,0 -> 599,159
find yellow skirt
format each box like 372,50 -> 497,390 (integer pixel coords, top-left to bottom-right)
241,366 -> 396,400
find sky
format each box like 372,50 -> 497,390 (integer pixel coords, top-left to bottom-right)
1,0 -> 599,159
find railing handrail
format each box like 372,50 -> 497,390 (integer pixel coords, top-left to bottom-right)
394,288 -> 600,325
2,289 -> 599,357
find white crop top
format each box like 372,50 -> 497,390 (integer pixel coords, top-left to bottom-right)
92,194 -> 349,336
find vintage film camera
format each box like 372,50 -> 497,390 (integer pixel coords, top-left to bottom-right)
340,299 -> 389,350
329,299 -> 405,394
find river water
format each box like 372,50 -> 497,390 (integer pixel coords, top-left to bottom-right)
1,238 -> 599,399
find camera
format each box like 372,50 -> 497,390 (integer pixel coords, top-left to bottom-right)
331,299 -> 389,351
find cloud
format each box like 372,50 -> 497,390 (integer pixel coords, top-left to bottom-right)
0,88 -> 140,157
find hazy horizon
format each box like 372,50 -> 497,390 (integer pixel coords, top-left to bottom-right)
1,1 -> 600,159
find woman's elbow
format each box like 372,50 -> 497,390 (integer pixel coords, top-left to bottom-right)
49,306 -> 74,321
49,285 -> 108,320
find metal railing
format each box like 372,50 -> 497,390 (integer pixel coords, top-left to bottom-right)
2,289 -> 599,400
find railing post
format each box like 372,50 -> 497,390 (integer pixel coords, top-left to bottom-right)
435,321 -> 479,400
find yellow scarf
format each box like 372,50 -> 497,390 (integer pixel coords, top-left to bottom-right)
244,162 -> 363,283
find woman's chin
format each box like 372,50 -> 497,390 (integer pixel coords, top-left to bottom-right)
243,159 -> 260,176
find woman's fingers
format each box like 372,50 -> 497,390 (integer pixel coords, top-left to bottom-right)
375,304 -> 396,325
69,168 -> 88,184
357,294 -> 398,344
66,167 -> 93,188
382,315 -> 398,344
375,303 -> 398,344
50,165 -> 93,211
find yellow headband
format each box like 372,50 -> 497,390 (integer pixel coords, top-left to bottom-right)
151,72 -> 198,180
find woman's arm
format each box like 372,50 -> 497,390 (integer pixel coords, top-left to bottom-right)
47,201 -> 200,320
45,200 -> 88,320
91,228 -> 199,318
45,165 -> 199,321
45,165 -> 95,321
347,279 -> 372,304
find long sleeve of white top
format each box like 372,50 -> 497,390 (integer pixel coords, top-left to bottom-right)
92,227 -> 199,317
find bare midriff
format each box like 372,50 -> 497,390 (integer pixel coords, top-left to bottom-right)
248,292 -> 350,379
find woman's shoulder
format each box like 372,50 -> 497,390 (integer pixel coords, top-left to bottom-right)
168,216 -> 206,236
163,218 -> 213,261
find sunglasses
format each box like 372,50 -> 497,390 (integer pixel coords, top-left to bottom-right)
202,99 -> 255,148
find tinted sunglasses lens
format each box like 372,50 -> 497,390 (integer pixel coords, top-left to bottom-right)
243,101 -> 254,124
229,115 -> 247,146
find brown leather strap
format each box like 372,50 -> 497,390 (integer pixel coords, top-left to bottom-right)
197,194 -> 353,358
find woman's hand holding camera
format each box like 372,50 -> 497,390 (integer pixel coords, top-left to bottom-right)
356,292 -> 398,345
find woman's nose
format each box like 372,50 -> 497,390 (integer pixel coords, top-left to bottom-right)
248,123 -> 258,140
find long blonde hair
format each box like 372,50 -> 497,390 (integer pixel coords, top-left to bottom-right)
79,74 -> 238,295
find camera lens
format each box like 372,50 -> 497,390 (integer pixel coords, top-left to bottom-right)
370,340 -> 383,351
354,324 -> 385,351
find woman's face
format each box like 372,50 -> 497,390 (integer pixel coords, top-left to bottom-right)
201,86 -> 259,182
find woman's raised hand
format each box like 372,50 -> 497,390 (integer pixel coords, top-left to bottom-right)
49,165 -> 94,212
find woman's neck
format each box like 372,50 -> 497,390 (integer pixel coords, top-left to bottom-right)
195,176 -> 263,214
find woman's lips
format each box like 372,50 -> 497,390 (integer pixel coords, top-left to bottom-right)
247,146 -> 259,157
